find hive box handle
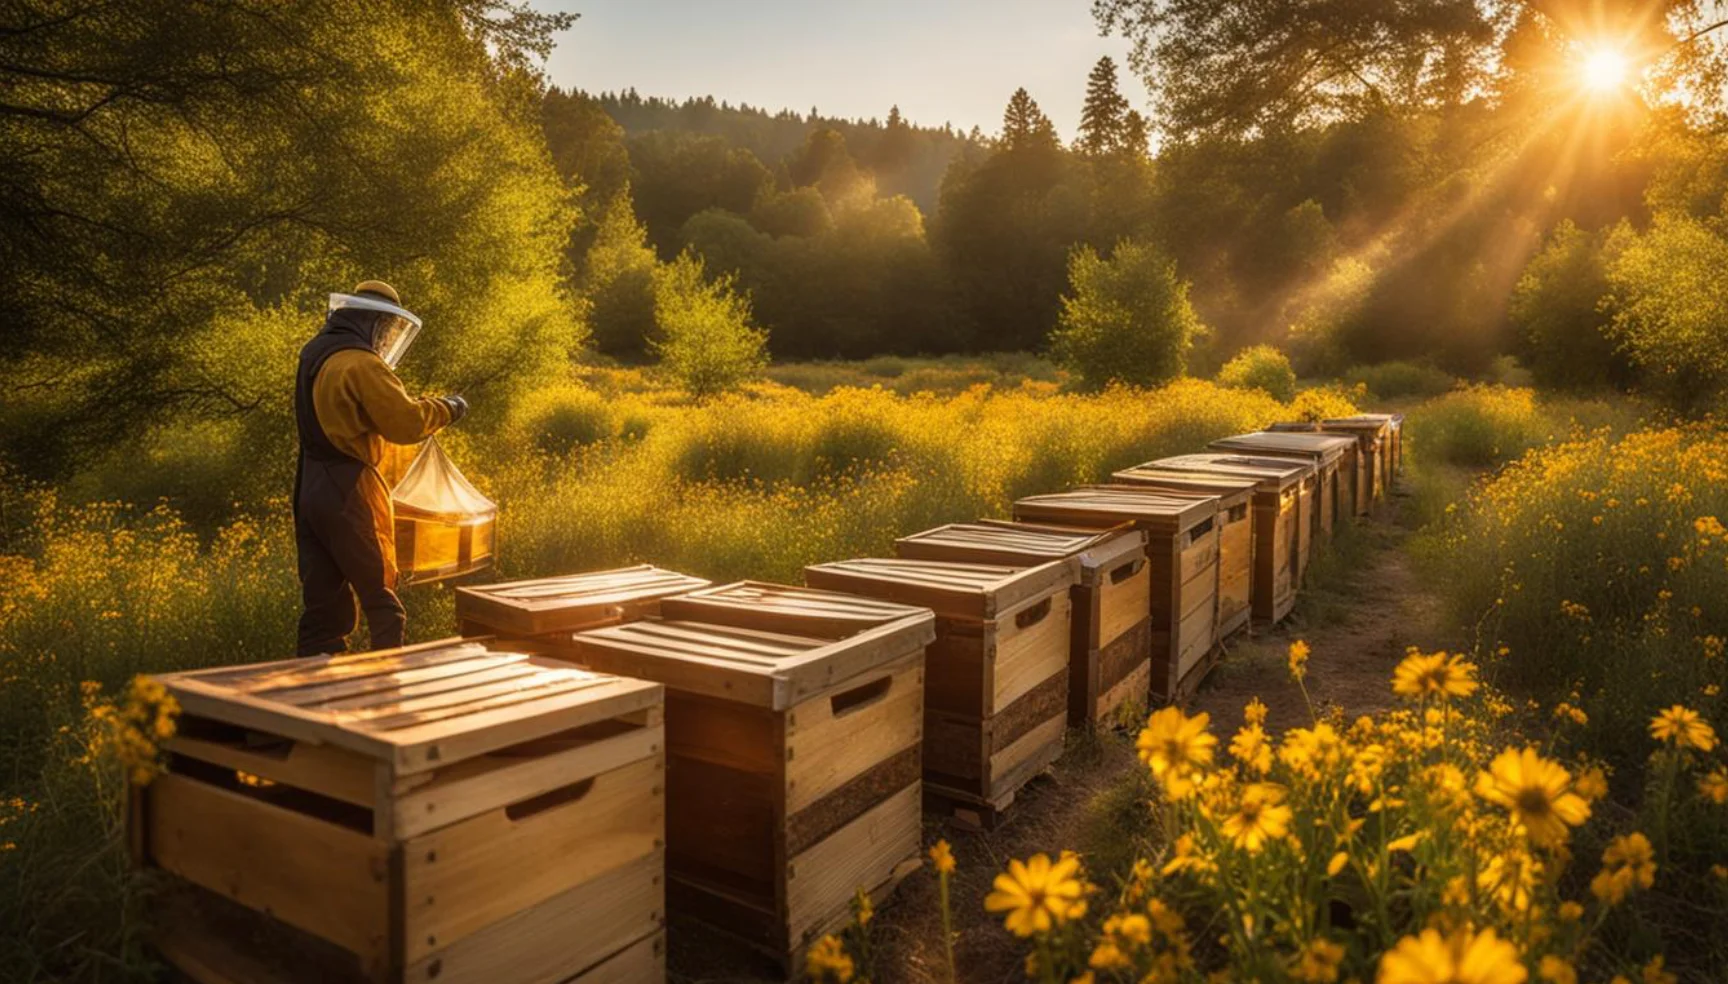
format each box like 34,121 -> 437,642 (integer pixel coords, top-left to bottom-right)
830,675 -> 893,717
505,777 -> 595,822
1108,558 -> 1144,585
1014,597 -> 1052,630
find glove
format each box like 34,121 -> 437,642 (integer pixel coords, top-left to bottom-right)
441,395 -> 469,424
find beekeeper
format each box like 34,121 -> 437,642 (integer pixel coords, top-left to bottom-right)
294,280 -> 467,656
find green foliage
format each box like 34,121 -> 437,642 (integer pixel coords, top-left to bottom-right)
1216,345 -> 1297,402
580,198 -> 661,358
1510,221 -> 1626,391
1404,385 -> 1555,467
1076,57 -> 1131,157
1605,213 -> 1728,412
1343,361 -> 1457,401
1050,241 -> 1203,390
651,253 -> 769,398
507,385 -> 615,455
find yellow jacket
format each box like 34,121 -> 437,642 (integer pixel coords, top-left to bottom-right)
312,349 -> 452,467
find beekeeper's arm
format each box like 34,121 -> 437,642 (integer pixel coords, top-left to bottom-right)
319,349 -> 460,448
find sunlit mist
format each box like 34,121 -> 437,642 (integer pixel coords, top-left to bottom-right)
1580,46 -> 1630,94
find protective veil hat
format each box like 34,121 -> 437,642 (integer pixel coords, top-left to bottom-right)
327,286 -> 423,369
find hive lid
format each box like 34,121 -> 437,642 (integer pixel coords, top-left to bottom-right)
1108,466 -> 1263,500
154,639 -> 661,775
456,564 -> 712,636
1082,481 -> 1253,513
803,557 -> 1073,621
1147,453 -> 1314,492
1326,413 -> 1402,434
894,521 -> 1144,580
658,581 -> 935,641
1012,487 -> 1218,536
1209,431 -> 1356,464
566,616 -> 931,709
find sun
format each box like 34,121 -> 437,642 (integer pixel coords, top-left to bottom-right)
1580,47 -> 1630,94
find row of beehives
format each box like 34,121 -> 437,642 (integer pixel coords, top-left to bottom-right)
127,414 -> 1401,984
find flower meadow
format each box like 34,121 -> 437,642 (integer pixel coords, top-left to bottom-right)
809,646 -> 1728,983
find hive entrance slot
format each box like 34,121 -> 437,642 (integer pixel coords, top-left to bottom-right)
1186,517 -> 1216,543
505,777 -> 595,821
1108,559 -> 1143,585
167,755 -> 375,834
1015,598 -> 1052,629
830,676 -> 893,717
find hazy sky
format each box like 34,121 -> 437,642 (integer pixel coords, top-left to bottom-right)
531,1 -> 1147,138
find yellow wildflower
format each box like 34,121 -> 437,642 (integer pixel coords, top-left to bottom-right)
1537,955 -> 1576,984
1136,707 -> 1216,800
985,853 -> 1085,937
1221,783 -> 1292,853
1474,747 -> 1591,847
1244,696 -> 1269,727
929,839 -> 956,875
1230,724 -> 1273,774
1327,851 -> 1349,877
1649,705 -> 1717,751
1376,927 -> 1526,984
1700,767 -> 1728,805
1294,937 -> 1346,983
1590,832 -> 1656,905
1391,651 -> 1480,700
1641,956 -> 1675,984
1289,639 -> 1311,681
804,934 -> 853,983
1572,766 -> 1608,802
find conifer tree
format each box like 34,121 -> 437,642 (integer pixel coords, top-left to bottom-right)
1001,88 -> 1059,152
1077,56 -> 1129,156
1121,110 -> 1151,159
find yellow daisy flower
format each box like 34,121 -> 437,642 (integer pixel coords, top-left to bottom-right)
1230,723 -> 1273,774
984,853 -> 1085,937
1474,747 -> 1591,847
1700,767 -> 1728,805
1294,937 -> 1346,983
929,839 -> 956,875
1136,706 -> 1216,799
805,934 -> 854,983
1649,705 -> 1718,752
1391,650 -> 1480,700
1221,783 -> 1292,853
1288,639 -> 1311,681
1376,927 -> 1526,984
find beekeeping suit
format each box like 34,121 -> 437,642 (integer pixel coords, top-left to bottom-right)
293,281 -> 466,656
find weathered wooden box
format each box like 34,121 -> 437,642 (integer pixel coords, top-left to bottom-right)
1089,473 -> 1256,638
894,520 -> 1151,728
801,558 -> 1073,825
1326,414 -> 1401,494
1011,489 -> 1221,702
1271,420 -> 1380,517
455,565 -> 711,642
134,639 -> 667,984
1130,454 -> 1312,624
1211,431 -> 1356,545
557,585 -> 933,971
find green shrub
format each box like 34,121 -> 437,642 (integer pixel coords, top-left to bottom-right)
651,252 -> 769,399
1605,213 -> 1728,412
1509,220 -> 1626,392
507,384 -> 615,455
1050,240 -> 1204,390
1216,344 -> 1297,402
1343,361 -> 1456,400
1405,385 -> 1551,467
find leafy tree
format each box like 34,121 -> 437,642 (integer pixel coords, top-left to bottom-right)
543,87 -> 633,257
580,197 -> 660,358
627,131 -> 772,255
1604,213 -> 1728,411
1049,240 -> 1204,389
1077,57 -> 1131,156
1217,345 -> 1298,402
0,0 -> 581,477
651,252 -> 768,398
1509,221 -> 1627,391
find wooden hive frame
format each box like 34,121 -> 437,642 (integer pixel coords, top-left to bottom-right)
800,558 -> 1074,827
133,638 -> 667,984
1210,432 -> 1356,547
1009,489 -> 1221,702
455,565 -> 711,642
555,584 -> 936,973
1129,454 -> 1312,624
893,520 -> 1152,729
1082,477 -> 1254,640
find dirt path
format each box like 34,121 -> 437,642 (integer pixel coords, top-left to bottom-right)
669,491 -> 1450,984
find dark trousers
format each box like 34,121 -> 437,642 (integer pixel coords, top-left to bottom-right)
294,460 -> 406,656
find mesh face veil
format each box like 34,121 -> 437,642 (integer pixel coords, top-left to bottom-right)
327,292 -> 423,368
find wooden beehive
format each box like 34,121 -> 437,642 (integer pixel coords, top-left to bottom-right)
455,565 -> 711,641
1268,421 -> 1373,519
1320,417 -> 1393,510
1210,432 -> 1357,545
801,558 -> 1073,826
1011,489 -> 1221,702
894,520 -> 1151,728
1088,473 -> 1256,638
1327,414 -> 1402,488
556,585 -> 934,972
133,639 -> 667,984
1128,455 -> 1311,623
